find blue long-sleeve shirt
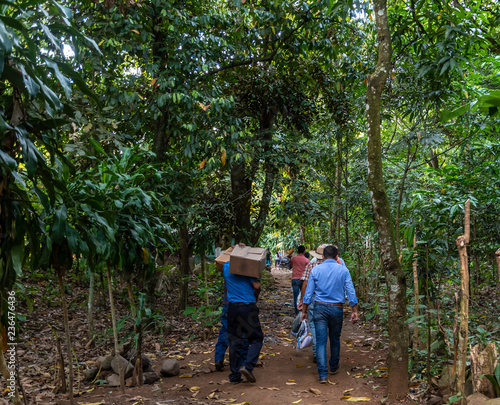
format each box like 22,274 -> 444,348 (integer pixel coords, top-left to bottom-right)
302,259 -> 358,307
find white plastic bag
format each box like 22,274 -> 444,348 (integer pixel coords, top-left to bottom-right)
296,320 -> 313,350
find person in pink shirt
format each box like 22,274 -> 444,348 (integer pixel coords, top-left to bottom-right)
290,245 -> 310,314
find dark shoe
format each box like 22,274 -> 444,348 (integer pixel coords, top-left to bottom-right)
319,378 -> 328,384
215,361 -> 224,371
230,378 -> 243,385
240,366 -> 256,383
313,356 -> 317,363
329,368 -> 339,375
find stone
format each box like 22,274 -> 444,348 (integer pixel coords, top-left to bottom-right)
438,364 -> 457,396
143,372 -> 159,384
484,400 -> 500,405
427,395 -> 443,405
97,355 -> 113,370
125,376 -> 137,387
467,393 -> 489,405
97,370 -> 113,380
84,368 -> 99,382
111,355 -> 134,379
106,373 -> 120,386
161,359 -> 180,377
130,353 -> 153,370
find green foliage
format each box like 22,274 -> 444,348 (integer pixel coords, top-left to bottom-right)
182,305 -> 221,328
481,364 -> 500,398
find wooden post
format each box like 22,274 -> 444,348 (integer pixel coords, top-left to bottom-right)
456,199 -> 470,404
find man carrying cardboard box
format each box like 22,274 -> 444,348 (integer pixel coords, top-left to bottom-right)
223,257 -> 263,384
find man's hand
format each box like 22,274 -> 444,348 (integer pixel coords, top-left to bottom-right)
350,311 -> 358,323
297,301 -> 303,311
301,310 -> 308,322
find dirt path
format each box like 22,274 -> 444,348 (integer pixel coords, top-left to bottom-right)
75,268 -> 389,405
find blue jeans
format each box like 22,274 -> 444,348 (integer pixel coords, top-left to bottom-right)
215,304 -> 248,363
292,279 -> 303,315
313,303 -> 344,380
308,301 -> 316,357
227,303 -> 263,382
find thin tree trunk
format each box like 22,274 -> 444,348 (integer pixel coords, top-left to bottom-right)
127,280 -> 137,326
106,263 -> 125,393
299,224 -> 305,245
202,252 -> 208,307
366,0 -> 408,399
412,233 -> 419,357
495,248 -> 500,288
88,269 -> 95,341
426,246 -> 431,386
456,199 -> 470,404
335,152 -> 342,243
178,225 -> 190,311
57,270 -> 74,405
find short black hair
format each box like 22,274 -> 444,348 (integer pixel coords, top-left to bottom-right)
323,245 -> 338,259
304,252 -> 310,258
298,245 -> 306,254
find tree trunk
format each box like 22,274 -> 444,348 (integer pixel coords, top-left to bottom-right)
429,148 -> 439,169
496,248 -> 500,288
456,199 -> 470,405
106,263 -> 125,393
57,270 -> 74,405
230,162 -> 252,244
88,269 -> 95,341
335,139 -> 342,244
366,0 -> 409,399
412,233 -> 419,358
178,225 -> 190,311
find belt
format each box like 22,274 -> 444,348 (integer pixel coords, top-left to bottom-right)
315,301 -> 343,307
229,302 -> 253,306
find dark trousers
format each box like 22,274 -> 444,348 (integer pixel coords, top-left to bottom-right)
292,279 -> 303,315
215,303 -> 248,363
227,303 -> 264,382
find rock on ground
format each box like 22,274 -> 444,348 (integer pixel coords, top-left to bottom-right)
161,359 -> 180,377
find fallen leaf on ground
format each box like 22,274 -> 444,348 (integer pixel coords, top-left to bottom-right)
180,374 -> 193,378
346,398 -> 371,402
296,364 -> 304,368
286,382 -> 297,385
292,400 -> 302,404
260,387 -> 280,390
309,387 -> 321,395
78,403 -> 105,405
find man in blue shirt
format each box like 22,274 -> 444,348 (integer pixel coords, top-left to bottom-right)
301,245 -> 359,384
223,260 -> 263,384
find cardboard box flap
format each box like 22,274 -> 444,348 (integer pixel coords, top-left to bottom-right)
316,244 -> 329,255
215,246 -> 234,272
309,250 -> 322,260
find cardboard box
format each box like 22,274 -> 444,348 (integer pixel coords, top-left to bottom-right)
215,246 -> 234,272
229,246 -> 266,278
309,250 -> 322,260
316,244 -> 329,255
